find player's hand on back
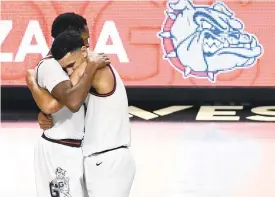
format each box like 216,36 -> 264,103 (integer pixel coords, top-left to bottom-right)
87,51 -> 111,69
38,112 -> 53,130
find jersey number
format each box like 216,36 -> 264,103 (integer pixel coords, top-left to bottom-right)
49,182 -> 60,197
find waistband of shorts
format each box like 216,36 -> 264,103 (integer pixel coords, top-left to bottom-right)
92,145 -> 128,156
41,133 -> 82,148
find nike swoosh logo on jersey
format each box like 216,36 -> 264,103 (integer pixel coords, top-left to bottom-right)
96,162 -> 102,166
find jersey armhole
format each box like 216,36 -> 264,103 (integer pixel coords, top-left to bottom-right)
89,65 -> 116,97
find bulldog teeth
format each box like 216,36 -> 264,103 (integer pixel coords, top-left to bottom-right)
213,39 -> 221,47
228,37 -> 238,45
230,44 -> 238,48
244,44 -> 250,49
203,37 -> 224,54
206,38 -> 214,46
238,44 -> 244,47
224,40 -> 229,48
203,44 -> 211,53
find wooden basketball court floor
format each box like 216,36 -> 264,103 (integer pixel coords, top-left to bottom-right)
1,122 -> 275,197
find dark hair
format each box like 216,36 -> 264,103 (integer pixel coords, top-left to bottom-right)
51,30 -> 84,60
51,12 -> 87,38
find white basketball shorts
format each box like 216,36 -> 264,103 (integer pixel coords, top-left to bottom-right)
34,136 -> 85,197
84,147 -> 136,197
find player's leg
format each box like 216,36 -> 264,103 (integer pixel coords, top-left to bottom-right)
84,147 -> 136,197
34,138 -> 85,197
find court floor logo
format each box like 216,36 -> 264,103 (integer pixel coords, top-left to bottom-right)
158,0 -> 263,82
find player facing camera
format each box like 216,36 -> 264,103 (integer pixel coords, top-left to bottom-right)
51,30 -> 110,76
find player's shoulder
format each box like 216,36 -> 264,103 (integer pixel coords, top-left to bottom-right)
38,57 -> 59,68
36,56 -> 63,74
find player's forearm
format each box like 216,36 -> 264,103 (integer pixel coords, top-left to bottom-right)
70,70 -> 82,86
28,83 -> 63,114
62,65 -> 97,112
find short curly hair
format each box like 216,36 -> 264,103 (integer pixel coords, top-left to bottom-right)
51,30 -> 84,60
51,12 -> 87,38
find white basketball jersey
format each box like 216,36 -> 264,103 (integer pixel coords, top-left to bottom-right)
82,65 -> 131,156
36,57 -> 85,140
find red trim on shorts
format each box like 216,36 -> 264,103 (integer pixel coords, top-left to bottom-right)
58,140 -> 82,146
42,133 -> 82,148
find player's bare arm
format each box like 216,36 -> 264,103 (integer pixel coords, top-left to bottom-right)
26,70 -> 63,114
93,66 -> 115,95
49,31 -> 110,112
35,61 -> 101,130
26,61 -> 88,115
51,52 -> 110,112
